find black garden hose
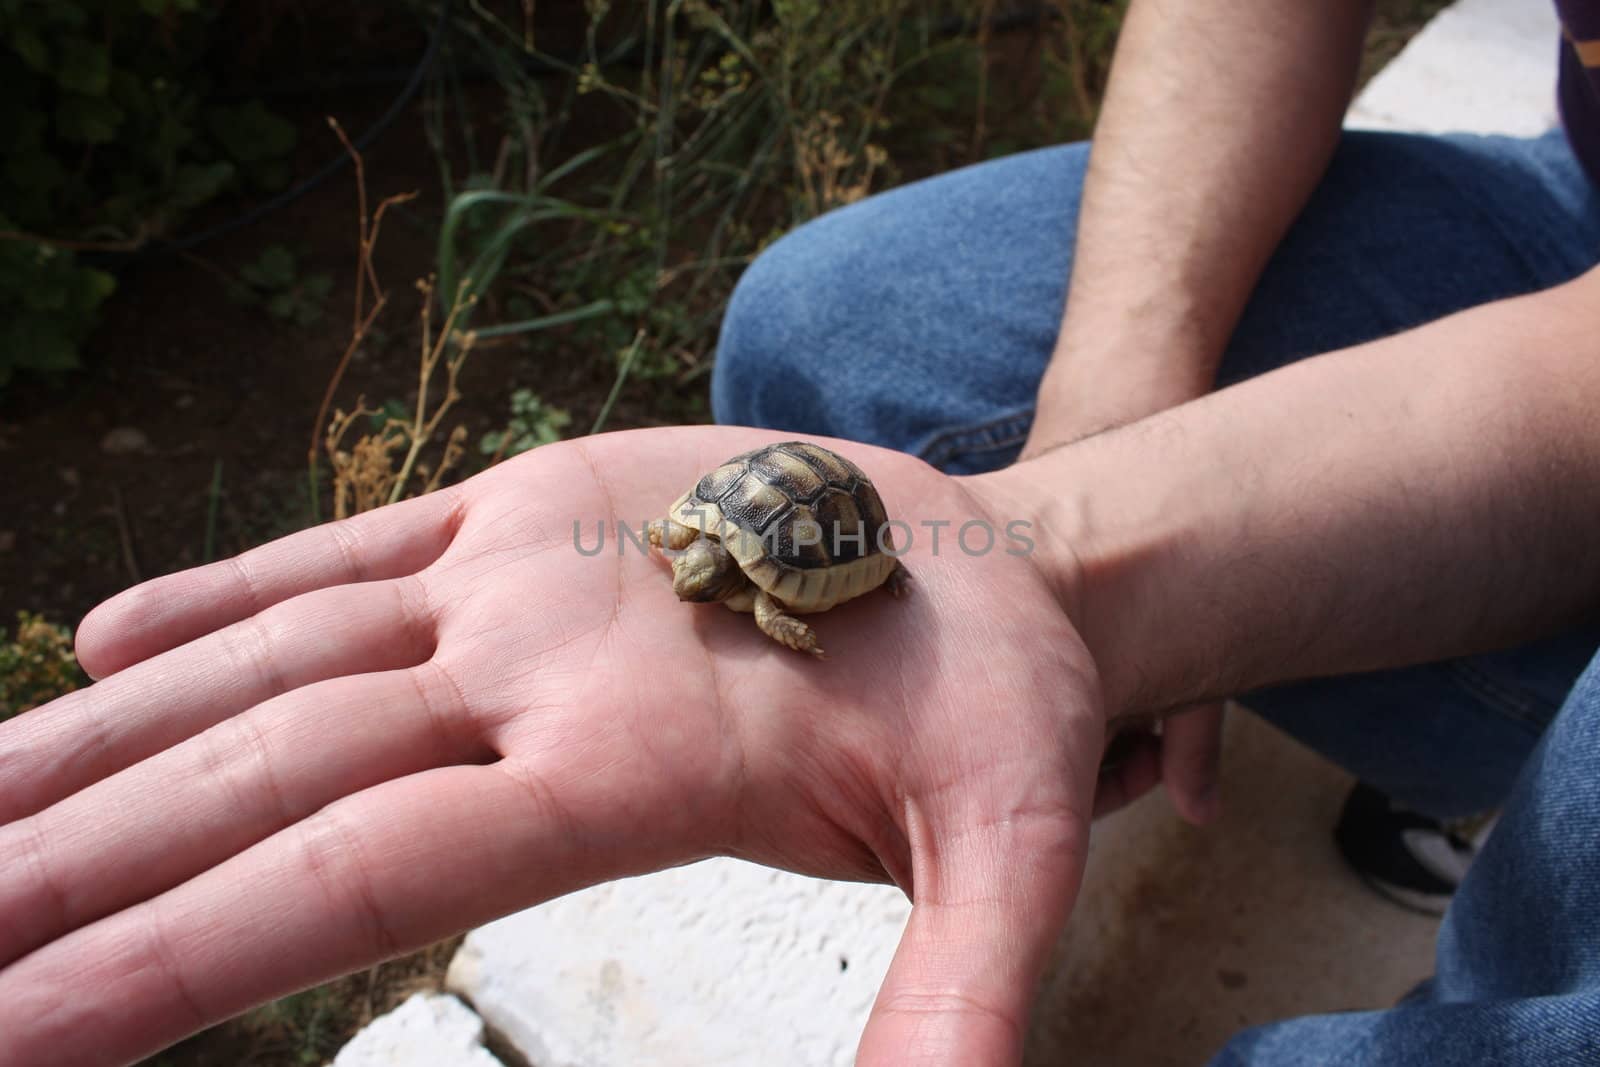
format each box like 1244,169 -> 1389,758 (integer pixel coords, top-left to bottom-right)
148,0 -> 454,256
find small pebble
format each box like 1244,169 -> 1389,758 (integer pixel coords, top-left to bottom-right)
0,530 -> 14,553
100,427 -> 150,455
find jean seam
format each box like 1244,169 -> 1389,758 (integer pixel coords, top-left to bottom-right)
1443,659 -> 1559,736
914,406 -> 1034,468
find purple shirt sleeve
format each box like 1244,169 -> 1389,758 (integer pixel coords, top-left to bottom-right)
1555,1 -> 1600,185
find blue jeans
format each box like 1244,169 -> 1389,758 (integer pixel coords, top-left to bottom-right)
1218,654 -> 1600,1066
711,129 -> 1600,1062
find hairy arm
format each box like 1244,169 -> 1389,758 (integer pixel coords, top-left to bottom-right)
987,267 -> 1600,716
1024,0 -> 1373,451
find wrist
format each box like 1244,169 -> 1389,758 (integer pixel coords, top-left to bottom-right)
1051,278 -> 1230,378
1023,324 -> 1221,457
966,432 -> 1178,721
989,276 -> 1600,725
1026,361 -> 1210,454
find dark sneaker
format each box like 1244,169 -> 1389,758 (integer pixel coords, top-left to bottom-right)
1333,783 -> 1498,917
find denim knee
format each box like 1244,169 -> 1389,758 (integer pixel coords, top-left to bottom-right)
712,144 -> 1089,453
711,223 -> 852,438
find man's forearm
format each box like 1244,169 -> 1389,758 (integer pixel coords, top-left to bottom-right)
990,268 -> 1600,718
1036,0 -> 1372,430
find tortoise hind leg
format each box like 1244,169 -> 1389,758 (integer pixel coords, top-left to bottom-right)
884,559 -> 912,599
753,588 -> 824,658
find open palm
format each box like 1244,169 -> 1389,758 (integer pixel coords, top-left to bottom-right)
0,426 -> 1106,1066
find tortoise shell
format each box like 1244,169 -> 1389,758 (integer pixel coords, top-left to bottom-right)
666,441 -> 900,613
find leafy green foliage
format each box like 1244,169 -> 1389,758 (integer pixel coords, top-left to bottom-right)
237,985 -> 342,1065
206,99 -> 298,191
0,226 -> 115,387
430,1 -> 1124,423
0,0 -> 295,391
235,244 -> 333,327
0,611 -> 86,721
480,387 -> 572,459
367,396 -> 415,433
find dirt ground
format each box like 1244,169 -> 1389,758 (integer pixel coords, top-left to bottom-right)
0,94 -> 673,640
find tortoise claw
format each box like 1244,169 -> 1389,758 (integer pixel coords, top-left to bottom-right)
770,616 -> 824,658
753,588 -> 824,657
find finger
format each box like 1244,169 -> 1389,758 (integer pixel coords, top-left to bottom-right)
857,811 -> 1089,1065
1092,731 -> 1162,820
0,757 -> 690,1067
74,487 -> 465,678
1160,701 -> 1225,826
0,661 -> 491,968
0,577 -> 438,824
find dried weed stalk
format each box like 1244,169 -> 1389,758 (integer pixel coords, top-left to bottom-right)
323,281 -> 479,519
0,612 -> 86,721
312,120 -> 480,520
794,111 -> 888,215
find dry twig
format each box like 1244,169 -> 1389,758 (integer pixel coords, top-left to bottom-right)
307,117 -> 419,521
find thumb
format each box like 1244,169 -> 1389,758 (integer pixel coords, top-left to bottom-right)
856,812 -> 1088,1065
1161,701 -> 1226,825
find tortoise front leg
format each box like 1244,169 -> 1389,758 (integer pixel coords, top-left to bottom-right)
753,588 -> 824,658
648,518 -> 700,551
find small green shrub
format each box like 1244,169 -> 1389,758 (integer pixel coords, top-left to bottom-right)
428,1 -> 1124,422
235,244 -> 333,327
480,387 -> 572,460
0,0 -> 295,391
0,232 -> 116,388
257,987 -> 340,1064
0,611 -> 86,721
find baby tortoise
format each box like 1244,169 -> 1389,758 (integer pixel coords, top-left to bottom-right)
649,440 -> 911,656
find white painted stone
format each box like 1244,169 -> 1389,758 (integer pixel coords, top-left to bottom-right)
1347,0 -> 1562,135
331,992 -> 504,1067
445,861 -> 909,1067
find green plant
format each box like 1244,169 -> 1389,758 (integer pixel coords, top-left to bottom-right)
424,1 -> 1124,426
235,244 -> 334,327
236,985 -> 341,1065
0,611 -> 85,721
0,0 -> 296,390
481,387 -> 573,461
0,229 -> 116,388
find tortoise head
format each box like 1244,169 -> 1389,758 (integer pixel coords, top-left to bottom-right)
670,535 -> 746,602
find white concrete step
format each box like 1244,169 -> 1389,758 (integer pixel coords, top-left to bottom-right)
1347,0 -> 1560,134
330,993 -> 505,1067
444,864 -> 907,1066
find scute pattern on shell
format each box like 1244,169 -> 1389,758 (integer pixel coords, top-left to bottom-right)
688,441 -> 891,570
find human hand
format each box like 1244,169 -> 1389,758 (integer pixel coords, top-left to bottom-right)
1092,703 -> 1226,826
0,426 -> 1107,1066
